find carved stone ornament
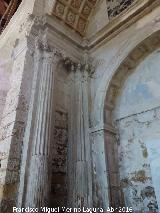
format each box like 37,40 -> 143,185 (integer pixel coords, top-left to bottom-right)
62,56 -> 95,75
52,0 -> 99,36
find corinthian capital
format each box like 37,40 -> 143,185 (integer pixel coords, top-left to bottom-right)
61,55 -> 96,76
62,57 -> 76,72
77,62 -> 95,77
35,33 -> 60,55
34,34 -> 62,66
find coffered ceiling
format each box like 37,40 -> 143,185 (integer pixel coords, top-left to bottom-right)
52,0 -> 99,36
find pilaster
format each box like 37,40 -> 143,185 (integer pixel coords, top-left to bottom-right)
67,60 -> 92,209
0,34 -> 35,212
23,36 -> 62,209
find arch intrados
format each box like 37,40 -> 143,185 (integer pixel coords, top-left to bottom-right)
104,30 -> 160,127
102,30 -> 160,208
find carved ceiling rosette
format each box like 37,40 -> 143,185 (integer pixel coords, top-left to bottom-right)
52,0 -> 99,36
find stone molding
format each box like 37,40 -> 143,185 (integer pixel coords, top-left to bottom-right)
1,0 -> 159,69
88,0 -> 160,50
0,0 -> 160,55
90,31 -> 160,134
105,31 -> 160,126
43,0 -> 160,51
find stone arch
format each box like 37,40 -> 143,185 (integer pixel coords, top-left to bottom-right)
104,30 -> 160,128
103,30 -> 160,209
90,27 -> 160,132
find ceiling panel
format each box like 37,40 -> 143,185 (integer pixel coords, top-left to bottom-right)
52,0 -> 99,36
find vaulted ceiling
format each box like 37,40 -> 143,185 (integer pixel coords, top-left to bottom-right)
52,0 -> 137,37
52,0 -> 99,36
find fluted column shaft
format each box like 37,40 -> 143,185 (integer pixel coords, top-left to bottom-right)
70,64 -> 92,209
25,41 -> 60,209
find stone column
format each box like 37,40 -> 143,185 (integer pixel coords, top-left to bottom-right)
69,63 -> 92,209
25,38 -> 61,209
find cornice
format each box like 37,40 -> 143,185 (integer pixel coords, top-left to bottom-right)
28,15 -> 83,63
44,15 -> 83,49
45,0 -> 160,52
87,0 -> 160,51
0,0 -> 159,60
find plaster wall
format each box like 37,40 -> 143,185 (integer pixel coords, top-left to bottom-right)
0,55 -> 11,123
146,140 -> 160,210
114,50 -> 160,119
116,109 -> 160,213
113,50 -> 160,212
86,0 -> 109,38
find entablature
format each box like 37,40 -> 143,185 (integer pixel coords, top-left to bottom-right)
46,0 -> 160,51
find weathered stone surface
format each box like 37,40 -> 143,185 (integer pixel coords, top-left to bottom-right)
24,39 -> 61,209
108,50 -> 160,212
0,0 -> 160,212
51,110 -> 68,208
